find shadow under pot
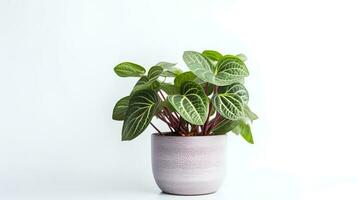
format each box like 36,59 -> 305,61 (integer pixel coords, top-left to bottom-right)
151,133 -> 227,195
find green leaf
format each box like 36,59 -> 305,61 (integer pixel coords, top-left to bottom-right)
232,123 -> 241,135
242,125 -> 254,144
193,79 -> 213,95
183,51 -> 249,86
227,83 -> 249,104
122,89 -> 160,141
156,62 -> 182,77
202,50 -> 223,61
161,68 -> 183,77
160,83 -> 178,95
174,71 -> 197,89
232,120 -> 254,144
147,66 -> 163,82
183,51 -> 214,81
160,69 -> 182,77
112,96 -> 130,121
167,81 -> 209,125
213,118 -> 240,135
244,105 -> 258,121
237,78 -> 245,84
156,99 -> 175,114
202,82 -> 214,96
212,83 -> 248,120
156,62 -> 177,69
114,62 -> 146,77
152,81 -> 160,90
132,76 -> 151,93
209,105 -> 216,116
237,53 -> 247,62
214,55 -> 249,85
131,76 -> 160,93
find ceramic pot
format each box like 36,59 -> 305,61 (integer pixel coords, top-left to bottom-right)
151,134 -> 227,195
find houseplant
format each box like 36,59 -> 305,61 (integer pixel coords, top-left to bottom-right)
112,50 -> 258,195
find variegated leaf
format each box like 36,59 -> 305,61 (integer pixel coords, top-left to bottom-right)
156,62 -> 177,69
214,55 -> 249,85
232,120 -> 254,144
156,62 -> 182,77
174,71 -> 197,89
131,76 -> 160,93
147,66 -> 163,82
236,53 -> 247,62
212,118 -> 240,135
112,96 -> 130,121
202,50 -> 223,61
167,81 -> 208,125
122,89 -> 159,141
160,83 -> 178,95
183,51 -> 249,86
212,83 -> 248,120
244,105 -> 258,122
160,69 -> 182,77
114,62 -> 146,77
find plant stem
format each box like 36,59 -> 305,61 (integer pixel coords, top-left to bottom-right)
157,113 -> 175,132
164,108 -> 181,129
172,111 -> 180,121
204,82 -> 209,94
214,85 -> 219,94
172,111 -> 186,133
150,122 -> 162,135
203,102 -> 213,135
158,90 -> 166,101
183,117 -> 189,132
156,89 -> 181,134
207,113 -> 221,134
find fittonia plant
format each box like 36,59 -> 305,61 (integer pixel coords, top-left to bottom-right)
112,50 -> 258,143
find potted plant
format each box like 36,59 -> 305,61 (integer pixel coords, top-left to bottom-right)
112,50 -> 258,195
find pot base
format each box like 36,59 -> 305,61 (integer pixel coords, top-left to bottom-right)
162,190 -> 217,196
155,178 -> 221,196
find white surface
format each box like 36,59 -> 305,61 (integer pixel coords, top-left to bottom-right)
1,0 -> 357,199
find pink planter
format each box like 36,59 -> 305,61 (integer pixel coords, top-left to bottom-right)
151,134 -> 227,195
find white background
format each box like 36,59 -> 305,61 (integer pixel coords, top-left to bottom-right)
1,0 -> 357,199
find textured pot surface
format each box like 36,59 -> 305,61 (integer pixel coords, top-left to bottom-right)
151,134 -> 227,195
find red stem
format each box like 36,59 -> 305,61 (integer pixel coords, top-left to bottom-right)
158,90 -> 166,100
204,82 -> 209,94
173,111 -> 180,121
203,102 -> 213,135
158,89 -> 188,135
214,85 -> 219,93
157,89 -> 182,133
182,117 -> 189,132
157,113 -> 175,132
150,122 -> 162,134
159,117 -> 175,132
207,114 -> 221,134
163,108 -> 178,125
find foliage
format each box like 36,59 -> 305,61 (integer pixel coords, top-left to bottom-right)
113,50 -> 258,143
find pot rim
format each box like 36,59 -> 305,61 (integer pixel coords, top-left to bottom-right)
151,133 -> 227,138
